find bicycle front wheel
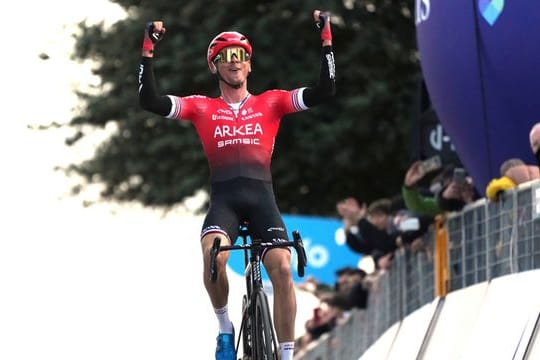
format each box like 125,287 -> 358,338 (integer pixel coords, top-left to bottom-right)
252,289 -> 278,359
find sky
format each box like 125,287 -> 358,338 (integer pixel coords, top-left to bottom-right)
0,2 -> 318,359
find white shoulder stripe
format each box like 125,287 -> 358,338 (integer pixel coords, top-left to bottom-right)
166,95 -> 180,119
296,87 -> 308,110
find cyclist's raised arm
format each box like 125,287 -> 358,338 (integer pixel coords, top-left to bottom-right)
138,21 -> 173,117
302,10 -> 336,108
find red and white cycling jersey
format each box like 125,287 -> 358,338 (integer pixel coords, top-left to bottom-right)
166,88 -> 308,182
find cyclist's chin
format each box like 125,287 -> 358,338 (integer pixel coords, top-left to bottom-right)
225,74 -> 246,86
228,79 -> 244,87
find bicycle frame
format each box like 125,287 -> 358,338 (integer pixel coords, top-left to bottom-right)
239,228 -> 277,359
209,223 -> 307,359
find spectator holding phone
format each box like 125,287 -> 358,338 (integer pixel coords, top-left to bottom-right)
401,157 -> 445,217
402,158 -> 478,213
436,167 -> 479,211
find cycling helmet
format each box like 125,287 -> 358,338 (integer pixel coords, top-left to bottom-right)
207,31 -> 252,73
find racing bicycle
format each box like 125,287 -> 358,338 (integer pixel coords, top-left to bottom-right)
209,221 -> 308,359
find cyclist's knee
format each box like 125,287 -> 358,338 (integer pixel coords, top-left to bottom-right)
265,250 -> 293,282
202,233 -> 230,267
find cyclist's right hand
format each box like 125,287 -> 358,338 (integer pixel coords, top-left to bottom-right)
142,21 -> 166,54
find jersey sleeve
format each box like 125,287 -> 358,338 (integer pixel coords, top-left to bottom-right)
138,57 -> 174,116
264,88 -> 309,118
302,46 -> 336,107
165,95 -> 209,122
165,95 -> 182,120
291,88 -> 309,112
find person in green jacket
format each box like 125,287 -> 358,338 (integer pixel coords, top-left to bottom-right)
402,160 -> 479,215
401,160 -> 446,217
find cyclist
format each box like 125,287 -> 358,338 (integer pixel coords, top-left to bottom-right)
138,9 -> 335,360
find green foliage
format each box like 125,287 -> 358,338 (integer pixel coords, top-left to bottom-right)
67,0 -> 420,215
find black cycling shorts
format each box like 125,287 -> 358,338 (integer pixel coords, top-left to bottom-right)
201,177 -> 289,247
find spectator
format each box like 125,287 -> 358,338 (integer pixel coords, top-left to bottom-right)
402,160 -> 448,217
297,275 -> 333,297
485,158 -> 540,201
297,266 -> 369,351
435,168 -> 479,212
501,158 -> 539,185
300,299 -> 341,346
530,122 -> 540,166
326,267 -> 369,311
402,159 -> 479,214
337,197 -> 428,270
336,197 -> 366,232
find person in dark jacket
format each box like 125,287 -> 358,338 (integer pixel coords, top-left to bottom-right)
337,198 -> 428,269
327,267 -> 369,310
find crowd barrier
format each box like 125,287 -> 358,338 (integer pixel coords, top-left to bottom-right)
294,180 -> 540,359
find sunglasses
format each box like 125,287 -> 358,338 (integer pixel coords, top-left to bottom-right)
214,47 -> 250,63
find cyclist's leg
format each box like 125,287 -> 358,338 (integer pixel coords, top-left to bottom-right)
201,199 -> 239,360
201,197 -> 239,329
263,248 -> 296,342
202,228 -> 234,309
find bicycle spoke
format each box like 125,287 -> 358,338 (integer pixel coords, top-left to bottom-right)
254,289 -> 278,359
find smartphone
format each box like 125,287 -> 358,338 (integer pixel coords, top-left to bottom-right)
398,217 -> 420,232
453,167 -> 466,185
419,155 -> 442,174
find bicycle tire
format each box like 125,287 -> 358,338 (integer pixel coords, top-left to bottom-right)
253,289 -> 278,359
241,294 -> 252,358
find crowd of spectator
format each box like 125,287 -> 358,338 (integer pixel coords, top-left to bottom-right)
294,121 -> 540,354
295,266 -> 371,353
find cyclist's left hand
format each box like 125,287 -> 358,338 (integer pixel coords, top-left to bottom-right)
313,9 -> 332,42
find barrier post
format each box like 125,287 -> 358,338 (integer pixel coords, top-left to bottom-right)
434,215 -> 449,297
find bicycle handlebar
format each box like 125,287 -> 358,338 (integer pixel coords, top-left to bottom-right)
209,230 -> 308,282
209,237 -> 221,282
292,230 -> 308,277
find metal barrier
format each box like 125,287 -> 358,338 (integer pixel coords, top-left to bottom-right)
448,180 -> 540,291
294,180 -> 540,360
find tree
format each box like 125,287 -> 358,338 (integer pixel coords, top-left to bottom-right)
66,0 -> 420,216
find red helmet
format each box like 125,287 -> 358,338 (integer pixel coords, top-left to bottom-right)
207,31 -> 252,73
